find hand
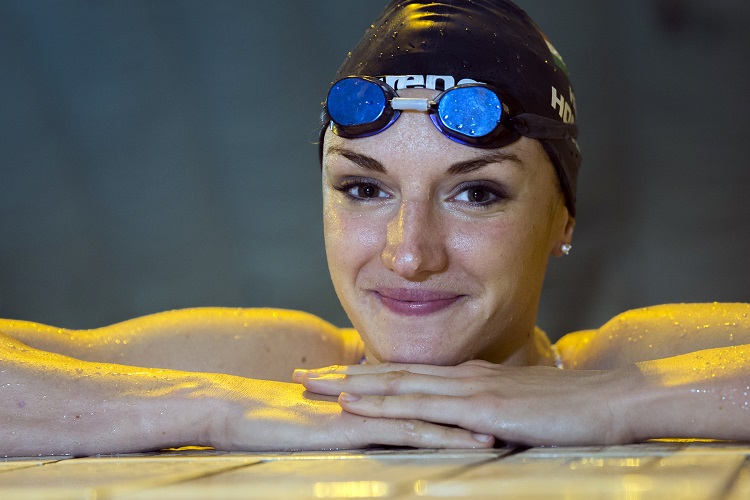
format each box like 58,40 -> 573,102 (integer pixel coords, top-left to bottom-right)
293,360 -> 635,446
207,376 -> 495,451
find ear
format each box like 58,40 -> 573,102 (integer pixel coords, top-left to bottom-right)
550,208 -> 575,257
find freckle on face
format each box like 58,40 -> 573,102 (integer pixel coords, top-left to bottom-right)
322,110 -> 567,365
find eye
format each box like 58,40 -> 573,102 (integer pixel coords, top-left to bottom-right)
459,187 -> 494,203
333,178 -> 390,201
354,184 -> 382,199
452,181 -> 506,207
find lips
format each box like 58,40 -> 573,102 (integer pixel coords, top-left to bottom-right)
373,288 -> 464,316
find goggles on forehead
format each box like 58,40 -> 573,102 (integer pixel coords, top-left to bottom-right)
322,76 -> 578,149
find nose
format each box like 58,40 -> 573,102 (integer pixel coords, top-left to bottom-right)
381,200 -> 448,279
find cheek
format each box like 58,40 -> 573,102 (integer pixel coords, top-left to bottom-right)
323,200 -> 384,282
448,216 -> 548,284
448,219 -> 514,273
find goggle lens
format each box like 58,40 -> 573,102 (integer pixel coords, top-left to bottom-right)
326,78 -> 388,127
437,86 -> 503,138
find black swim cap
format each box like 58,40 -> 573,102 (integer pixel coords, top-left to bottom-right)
323,0 -> 581,215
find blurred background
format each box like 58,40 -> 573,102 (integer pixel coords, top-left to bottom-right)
1,0 -> 748,341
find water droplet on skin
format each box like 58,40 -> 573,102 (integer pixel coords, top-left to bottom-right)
76,368 -> 83,374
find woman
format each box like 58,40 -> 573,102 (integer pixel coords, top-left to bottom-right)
1,0 -> 748,457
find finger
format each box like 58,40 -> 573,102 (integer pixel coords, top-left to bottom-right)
295,363 -> 442,379
339,393 -> 490,434
298,371 -> 472,397
356,416 -> 495,449
293,360 -> 494,381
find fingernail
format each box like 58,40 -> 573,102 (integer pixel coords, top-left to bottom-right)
295,369 -> 323,379
471,432 -> 493,443
339,392 -> 361,403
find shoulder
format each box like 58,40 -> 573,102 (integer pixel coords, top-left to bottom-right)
554,303 -> 750,370
141,307 -> 364,359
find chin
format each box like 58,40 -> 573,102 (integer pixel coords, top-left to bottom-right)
353,311 -> 488,365
366,337 -> 472,365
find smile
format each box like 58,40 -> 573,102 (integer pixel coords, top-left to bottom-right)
373,288 -> 465,316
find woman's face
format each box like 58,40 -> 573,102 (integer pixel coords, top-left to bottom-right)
322,91 -> 574,365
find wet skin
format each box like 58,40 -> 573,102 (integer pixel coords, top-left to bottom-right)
322,89 -> 574,366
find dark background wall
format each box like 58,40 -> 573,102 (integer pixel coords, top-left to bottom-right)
1,1 -> 748,340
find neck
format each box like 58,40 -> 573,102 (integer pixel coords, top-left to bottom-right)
488,326 -> 557,367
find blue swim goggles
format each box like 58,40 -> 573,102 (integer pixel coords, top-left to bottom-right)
322,76 -> 578,149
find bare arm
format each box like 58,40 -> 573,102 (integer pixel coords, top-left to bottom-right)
1,308 -> 364,381
0,330 -> 490,457
556,303 -> 750,370
1,331 -> 219,456
296,302 -> 750,445
619,344 -> 750,442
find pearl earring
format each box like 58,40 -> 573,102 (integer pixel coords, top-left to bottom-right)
561,243 -> 572,255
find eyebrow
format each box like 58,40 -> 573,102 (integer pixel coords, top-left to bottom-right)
325,146 -> 521,175
446,151 -> 523,175
326,146 -> 386,173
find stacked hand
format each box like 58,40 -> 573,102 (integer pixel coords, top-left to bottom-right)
209,376 -> 496,451
293,360 -> 633,446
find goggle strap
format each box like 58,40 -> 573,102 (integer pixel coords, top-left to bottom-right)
511,113 -> 578,140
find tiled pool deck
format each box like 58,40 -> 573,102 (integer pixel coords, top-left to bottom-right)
2,442 -> 748,498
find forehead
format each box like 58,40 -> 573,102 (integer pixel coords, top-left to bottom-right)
398,87 -> 440,99
323,115 -> 552,178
